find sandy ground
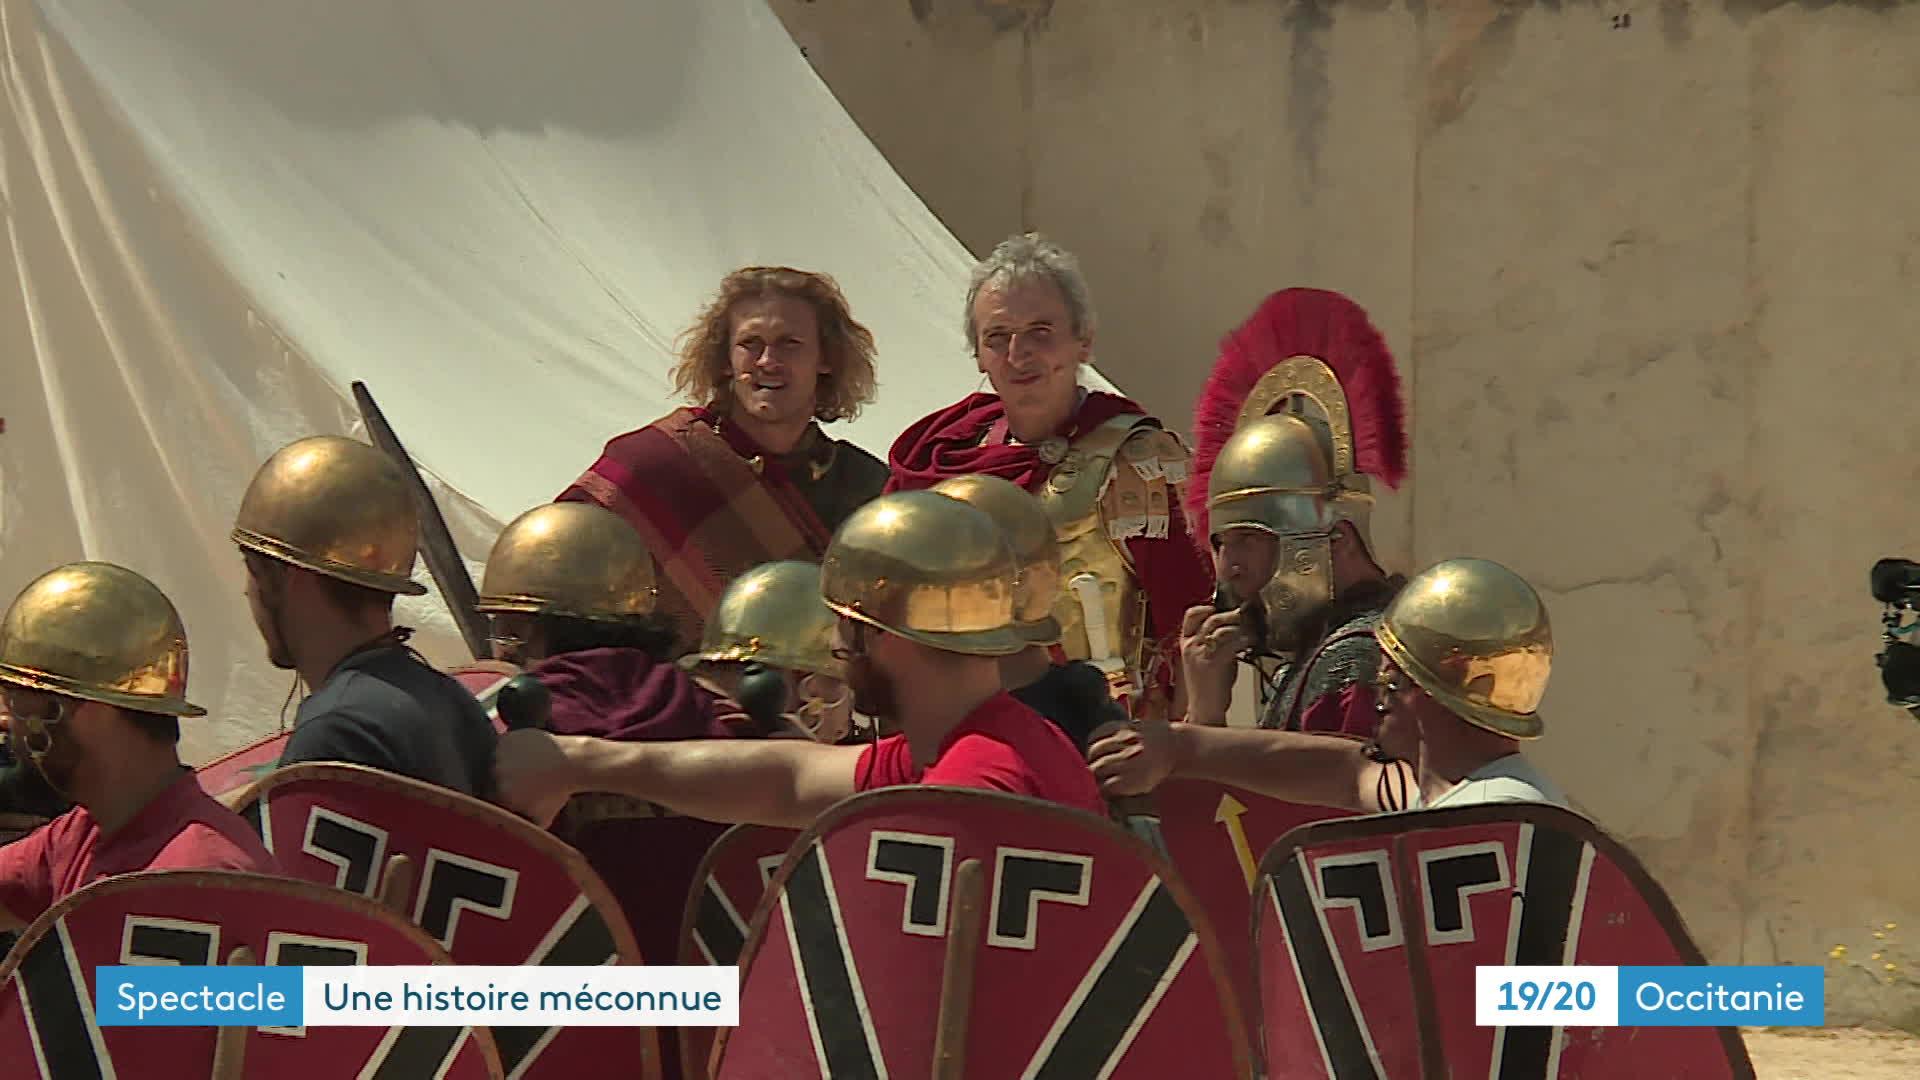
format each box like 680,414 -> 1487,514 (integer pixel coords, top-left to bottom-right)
1744,1026 -> 1920,1078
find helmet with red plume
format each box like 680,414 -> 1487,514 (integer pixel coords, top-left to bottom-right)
1188,289 -> 1408,651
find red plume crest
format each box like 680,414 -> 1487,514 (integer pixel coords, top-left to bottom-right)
1186,288 -> 1408,542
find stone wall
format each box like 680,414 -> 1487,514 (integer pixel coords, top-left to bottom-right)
773,0 -> 1920,1025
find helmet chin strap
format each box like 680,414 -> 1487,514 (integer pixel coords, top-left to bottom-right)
277,672 -> 303,733
262,578 -> 307,731
14,700 -> 76,802
280,624 -> 418,730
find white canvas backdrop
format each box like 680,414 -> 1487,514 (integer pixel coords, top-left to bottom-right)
0,0 -> 1121,763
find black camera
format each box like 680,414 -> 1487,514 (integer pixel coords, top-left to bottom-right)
1872,558 -> 1920,709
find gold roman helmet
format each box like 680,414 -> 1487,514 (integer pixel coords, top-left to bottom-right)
476,503 -> 657,620
930,474 -> 1063,646
231,435 -> 427,595
1375,557 -> 1551,740
683,561 -> 843,680
820,490 -> 1026,657
1192,289 -> 1408,653
0,562 -> 206,717
1205,393 -> 1357,652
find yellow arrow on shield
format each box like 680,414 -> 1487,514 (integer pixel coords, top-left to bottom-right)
1215,793 -> 1258,888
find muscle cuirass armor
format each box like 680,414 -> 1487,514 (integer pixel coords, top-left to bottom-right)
1036,414 -> 1180,690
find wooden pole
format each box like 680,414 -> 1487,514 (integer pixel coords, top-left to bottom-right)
931,858 -> 987,1080
210,945 -> 256,1080
378,853 -> 416,915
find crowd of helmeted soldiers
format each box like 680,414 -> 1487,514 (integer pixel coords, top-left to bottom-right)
0,230 -> 1572,967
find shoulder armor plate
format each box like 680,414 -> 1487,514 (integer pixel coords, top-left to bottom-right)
1299,629 -> 1384,712
1036,414 -> 1183,681
1262,608 -> 1387,730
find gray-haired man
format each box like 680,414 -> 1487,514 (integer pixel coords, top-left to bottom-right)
882,232 -> 1215,724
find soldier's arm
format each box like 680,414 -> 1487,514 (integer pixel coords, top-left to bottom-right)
499,731 -> 862,829
1168,725 -> 1388,812
1091,722 -> 1388,814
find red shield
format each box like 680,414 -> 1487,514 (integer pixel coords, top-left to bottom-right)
237,764 -> 661,1080
1254,804 -> 1756,1078
195,732 -> 290,803
673,824 -> 801,1079
712,789 -> 1255,1080
1152,779 -> 1347,1020
0,869 -> 502,1079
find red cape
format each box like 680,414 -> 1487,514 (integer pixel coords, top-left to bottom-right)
884,390 -> 1142,494
556,407 -> 830,655
531,647 -> 747,741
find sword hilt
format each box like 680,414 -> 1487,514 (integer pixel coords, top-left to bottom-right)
1068,571 -> 1140,707
496,674 -> 551,732
1086,713 -> 1167,859
736,662 -> 790,736
1068,572 -> 1116,662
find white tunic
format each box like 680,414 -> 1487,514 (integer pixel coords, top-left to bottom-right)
1409,753 -> 1571,811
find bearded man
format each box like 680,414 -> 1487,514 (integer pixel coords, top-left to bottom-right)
0,563 -> 278,930
1179,288 -> 1410,735
1090,558 -> 1571,814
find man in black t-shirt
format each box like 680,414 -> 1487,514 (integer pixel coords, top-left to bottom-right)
278,645 -> 495,798
231,435 -> 495,798
1006,659 -> 1127,752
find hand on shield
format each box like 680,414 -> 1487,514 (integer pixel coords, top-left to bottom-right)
1087,717 -> 1178,797
1180,604 -> 1247,721
493,728 -> 583,827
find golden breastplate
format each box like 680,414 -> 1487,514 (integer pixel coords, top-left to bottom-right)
1035,415 -> 1189,685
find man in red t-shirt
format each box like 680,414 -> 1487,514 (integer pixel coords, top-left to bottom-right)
0,563 -> 278,930
494,491 -> 1108,828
